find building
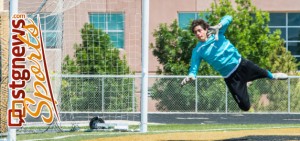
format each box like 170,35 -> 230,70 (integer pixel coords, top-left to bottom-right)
149,0 -> 300,72
1,0 -> 300,114
2,0 -> 299,75
2,0 -> 300,74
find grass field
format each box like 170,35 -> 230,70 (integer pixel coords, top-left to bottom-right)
8,124 -> 300,141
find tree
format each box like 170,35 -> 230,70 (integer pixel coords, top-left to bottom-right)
150,0 -> 299,112
61,23 -> 134,112
207,0 -> 298,72
62,24 -> 130,74
150,20 -> 218,76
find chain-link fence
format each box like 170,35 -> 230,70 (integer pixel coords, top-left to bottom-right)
60,75 -> 136,113
57,75 -> 300,115
13,75 -> 300,134
149,76 -> 298,113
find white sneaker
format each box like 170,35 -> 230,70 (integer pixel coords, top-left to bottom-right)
272,73 -> 288,80
247,81 -> 253,87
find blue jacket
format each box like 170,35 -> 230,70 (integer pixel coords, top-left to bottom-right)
188,15 -> 241,78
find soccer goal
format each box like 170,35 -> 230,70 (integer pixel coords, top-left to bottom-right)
2,0 -> 149,140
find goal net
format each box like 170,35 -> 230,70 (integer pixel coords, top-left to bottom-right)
1,0 -> 143,137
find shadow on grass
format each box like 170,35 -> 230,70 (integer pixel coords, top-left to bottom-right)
222,135 -> 300,141
160,136 -> 300,141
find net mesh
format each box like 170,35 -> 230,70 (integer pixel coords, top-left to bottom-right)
1,0 -> 142,136
2,0 -> 300,140
0,10 -> 9,135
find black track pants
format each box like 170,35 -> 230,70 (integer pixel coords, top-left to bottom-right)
224,58 -> 269,111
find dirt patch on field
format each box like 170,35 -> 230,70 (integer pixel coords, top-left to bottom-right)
87,128 -> 300,141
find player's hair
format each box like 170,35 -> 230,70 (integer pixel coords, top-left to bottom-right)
190,19 -> 209,33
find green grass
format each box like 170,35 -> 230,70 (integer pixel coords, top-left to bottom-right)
4,124 -> 300,141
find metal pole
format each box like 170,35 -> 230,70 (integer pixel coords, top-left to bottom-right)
195,78 -> 198,112
140,0 -> 149,133
132,78 -> 135,112
288,78 -> 291,113
8,0 -> 18,140
102,77 -> 104,112
225,86 -> 228,113
0,0 -> 3,11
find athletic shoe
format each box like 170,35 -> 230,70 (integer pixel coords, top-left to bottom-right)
272,73 -> 288,80
247,81 -> 253,87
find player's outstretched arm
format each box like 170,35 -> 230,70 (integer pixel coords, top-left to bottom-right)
208,15 -> 232,40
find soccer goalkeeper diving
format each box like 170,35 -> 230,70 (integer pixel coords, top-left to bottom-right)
181,15 -> 288,111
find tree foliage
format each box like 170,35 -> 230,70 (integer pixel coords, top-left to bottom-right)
62,24 -> 130,74
152,0 -> 298,75
61,23 -> 134,112
151,20 -> 217,75
150,0 -> 299,112
207,0 -> 298,72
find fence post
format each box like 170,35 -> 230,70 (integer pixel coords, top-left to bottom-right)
195,78 -> 198,112
288,77 -> 291,113
132,78 -> 135,112
8,0 -> 18,140
225,86 -> 228,113
102,77 -> 105,112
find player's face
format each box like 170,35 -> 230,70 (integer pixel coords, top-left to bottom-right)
193,25 -> 208,42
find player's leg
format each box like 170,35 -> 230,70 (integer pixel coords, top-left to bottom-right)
224,58 -> 251,111
242,59 -> 269,81
243,59 -> 288,81
225,76 -> 250,111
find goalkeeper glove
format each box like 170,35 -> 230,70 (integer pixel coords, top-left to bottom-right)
208,23 -> 222,41
181,76 -> 196,86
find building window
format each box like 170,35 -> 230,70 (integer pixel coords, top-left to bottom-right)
30,13 -> 61,49
269,13 -> 300,69
178,12 -> 209,30
89,13 -> 124,49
